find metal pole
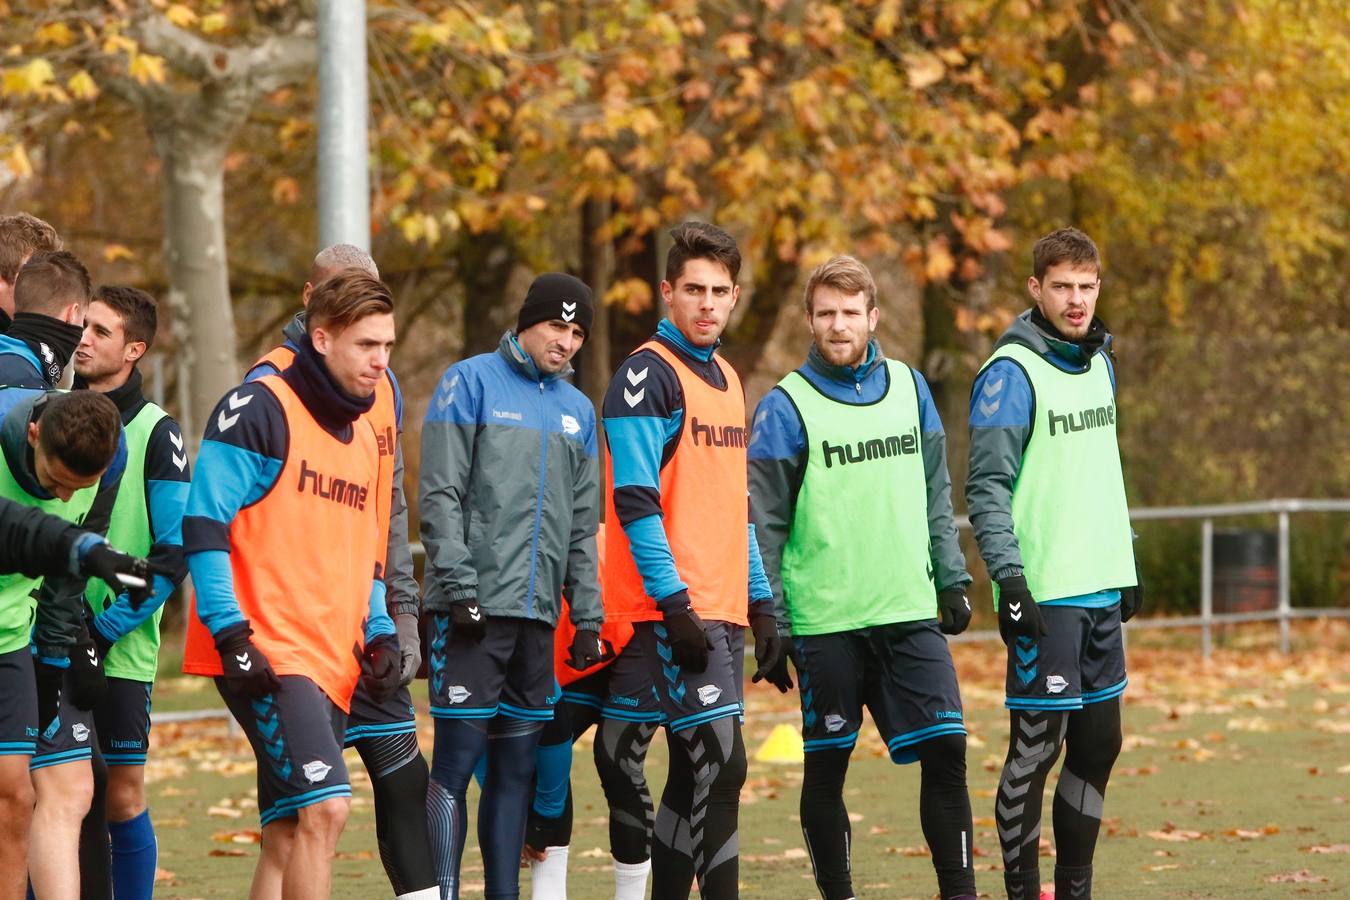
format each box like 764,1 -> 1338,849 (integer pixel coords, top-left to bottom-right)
317,0 -> 370,252
1201,518 -> 1213,660
1278,510 -> 1291,653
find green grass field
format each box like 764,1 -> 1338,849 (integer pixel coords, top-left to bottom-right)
146,621 -> 1350,898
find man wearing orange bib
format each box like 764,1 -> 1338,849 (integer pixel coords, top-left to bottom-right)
182,272 -> 406,900
602,222 -> 781,899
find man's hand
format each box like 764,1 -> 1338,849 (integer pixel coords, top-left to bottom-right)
214,621 -> 280,699
566,629 -> 615,670
749,611 -> 788,691
80,541 -> 159,610
394,612 -> 422,686
997,575 -> 1047,644
658,591 -> 713,674
1119,579 -> 1143,623
937,587 -> 973,635
67,637 -> 107,710
449,601 -> 487,644
361,634 -> 401,703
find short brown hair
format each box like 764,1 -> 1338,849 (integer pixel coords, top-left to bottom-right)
0,213 -> 61,284
1032,227 -> 1100,281
665,221 -> 741,285
93,286 -> 158,350
14,250 -> 92,317
803,255 -> 877,313
306,270 -> 394,335
38,390 -> 121,478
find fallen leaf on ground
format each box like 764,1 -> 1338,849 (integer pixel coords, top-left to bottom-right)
1264,869 -> 1327,883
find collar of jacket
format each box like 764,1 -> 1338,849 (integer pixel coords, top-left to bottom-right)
655,318 -> 717,363
997,307 -> 1114,370
805,338 -> 883,387
281,310 -> 306,349
74,367 -> 147,421
0,394 -> 49,499
499,330 -> 571,385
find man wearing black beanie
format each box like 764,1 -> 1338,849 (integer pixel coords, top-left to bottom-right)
420,272 -> 606,899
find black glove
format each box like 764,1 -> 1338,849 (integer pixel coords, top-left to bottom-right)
566,629 -> 615,670
658,591 -> 713,674
214,621 -> 280,699
90,619 -> 116,661
449,600 -> 487,644
394,612 -> 422,686
35,660 -> 63,735
749,611 -> 788,690
937,586 -> 973,635
1120,577 -> 1143,623
754,630 -> 798,693
79,541 -> 158,610
67,637 -> 107,710
361,633 -> 402,704
997,574 -> 1047,644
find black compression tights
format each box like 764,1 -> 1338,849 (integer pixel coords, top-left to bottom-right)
353,731 -> 437,896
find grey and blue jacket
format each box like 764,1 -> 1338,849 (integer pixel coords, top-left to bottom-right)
419,331 -> 602,630
748,339 -> 971,627
966,307 -> 1124,599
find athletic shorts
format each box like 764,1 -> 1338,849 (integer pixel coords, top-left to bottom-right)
94,677 -> 153,766
0,647 -> 38,757
344,682 -> 417,746
32,666 -> 96,770
428,615 -> 555,721
632,620 -> 744,733
560,640 -> 663,725
795,620 -> 966,764
216,675 -> 351,826
1005,603 -> 1127,711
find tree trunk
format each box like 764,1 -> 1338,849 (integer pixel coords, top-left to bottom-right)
151,128 -> 236,444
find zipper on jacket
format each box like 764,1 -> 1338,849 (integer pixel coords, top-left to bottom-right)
523,379 -> 548,619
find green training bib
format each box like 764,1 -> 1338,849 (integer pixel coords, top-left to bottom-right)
778,361 -> 935,634
987,343 -> 1136,605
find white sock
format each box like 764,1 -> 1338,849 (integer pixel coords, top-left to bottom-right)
613,857 -> 651,900
396,888 -> 441,900
530,845 -> 569,900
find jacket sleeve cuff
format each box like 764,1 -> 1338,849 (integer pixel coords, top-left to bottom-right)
992,565 -> 1024,582
449,587 -> 478,603
573,620 -> 602,633
389,600 -> 421,619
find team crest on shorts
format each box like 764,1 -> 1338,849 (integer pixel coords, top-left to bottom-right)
302,761 -> 332,784
72,723 -> 90,742
824,714 -> 846,733
447,685 -> 472,704
1045,675 -> 1069,694
697,685 -> 723,706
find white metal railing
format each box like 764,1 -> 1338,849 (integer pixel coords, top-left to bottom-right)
150,498 -> 1348,725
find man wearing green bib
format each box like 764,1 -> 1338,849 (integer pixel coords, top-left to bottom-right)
72,286 -> 191,899
967,228 -> 1140,900
750,255 -> 976,900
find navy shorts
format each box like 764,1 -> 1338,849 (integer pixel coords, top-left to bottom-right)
0,648 -> 38,757
632,620 -> 744,733
1005,602 -> 1127,711
94,677 -> 153,766
795,620 -> 966,764
32,665 -> 96,771
560,639 -> 663,725
428,614 -> 555,721
344,682 -> 417,746
217,675 -> 350,826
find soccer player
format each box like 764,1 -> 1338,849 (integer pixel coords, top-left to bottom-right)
245,244 -> 435,900
967,227 -> 1140,900
420,272 -> 606,899
182,271 -> 403,900
749,255 -> 977,900
602,221 -> 781,900
0,213 -> 62,333
0,498 -> 151,589
0,250 -> 90,388
0,388 -> 125,900
522,522 -> 658,900
73,286 -> 191,899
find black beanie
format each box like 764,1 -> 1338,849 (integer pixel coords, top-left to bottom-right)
516,273 -> 595,338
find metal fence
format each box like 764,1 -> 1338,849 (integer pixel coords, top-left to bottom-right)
150,497 -> 1349,726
